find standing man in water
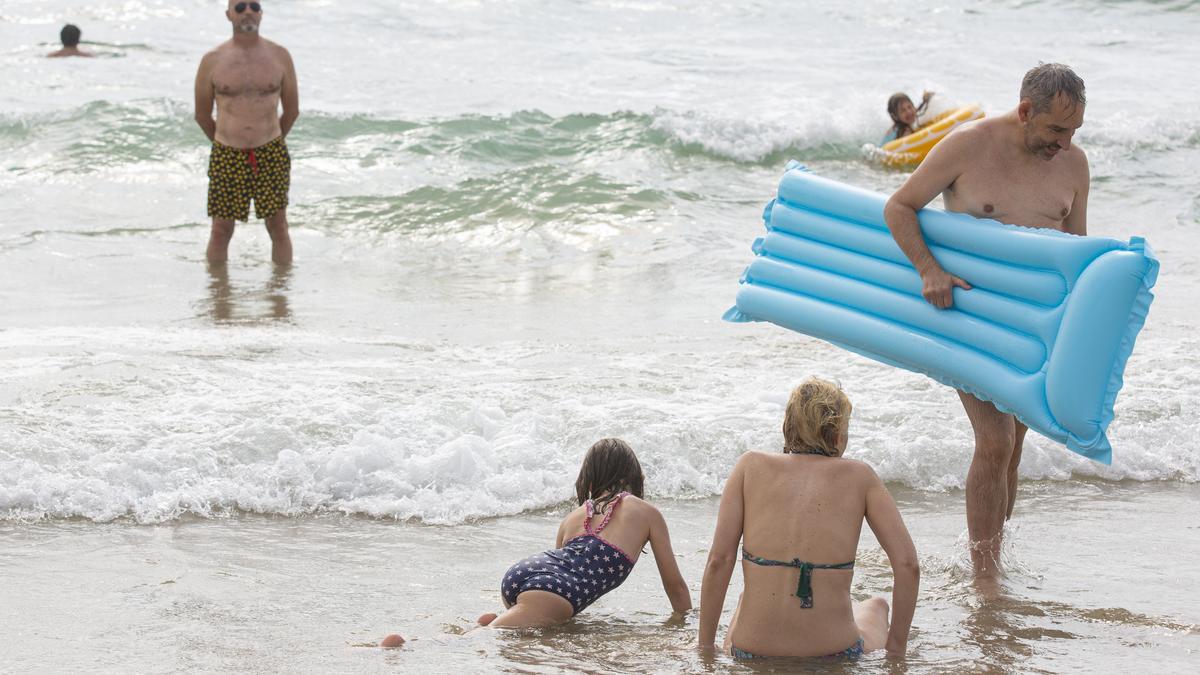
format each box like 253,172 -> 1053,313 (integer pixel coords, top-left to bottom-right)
194,1 -> 299,265
883,63 -> 1089,584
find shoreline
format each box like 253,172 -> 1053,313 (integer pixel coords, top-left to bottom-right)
2,480 -> 1197,673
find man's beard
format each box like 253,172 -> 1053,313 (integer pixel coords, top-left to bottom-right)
1023,128 -> 1059,160
237,22 -> 259,33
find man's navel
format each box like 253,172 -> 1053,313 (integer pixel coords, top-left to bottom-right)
983,203 -> 994,214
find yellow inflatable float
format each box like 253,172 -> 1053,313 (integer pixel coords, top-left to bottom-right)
874,105 -> 984,167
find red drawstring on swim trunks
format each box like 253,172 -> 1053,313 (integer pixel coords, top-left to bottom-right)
245,148 -> 259,174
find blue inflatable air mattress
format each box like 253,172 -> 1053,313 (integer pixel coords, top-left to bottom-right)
725,162 -> 1158,464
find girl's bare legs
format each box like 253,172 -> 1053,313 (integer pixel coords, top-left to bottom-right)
854,596 -> 891,652
486,590 -> 574,628
380,591 -> 572,648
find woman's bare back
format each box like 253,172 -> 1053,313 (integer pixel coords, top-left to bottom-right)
731,451 -> 875,656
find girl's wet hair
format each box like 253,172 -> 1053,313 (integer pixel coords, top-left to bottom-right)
887,92 -> 913,124
575,438 -> 644,509
782,377 -> 852,457
886,92 -> 915,139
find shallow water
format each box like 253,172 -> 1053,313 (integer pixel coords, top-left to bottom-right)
2,0 -> 1199,671
2,484 -> 1198,673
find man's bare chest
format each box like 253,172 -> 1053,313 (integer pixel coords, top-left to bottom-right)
212,56 -> 283,99
946,160 -> 1075,230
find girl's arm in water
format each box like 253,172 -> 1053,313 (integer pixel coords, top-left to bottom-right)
555,514 -> 568,548
646,504 -> 693,613
864,468 -> 920,656
698,454 -> 748,650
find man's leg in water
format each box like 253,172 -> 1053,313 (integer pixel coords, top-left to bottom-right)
207,218 -> 236,264
265,208 -> 293,265
958,391 -> 1023,577
1007,421 -> 1028,519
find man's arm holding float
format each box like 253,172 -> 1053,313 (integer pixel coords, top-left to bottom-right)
883,129 -> 975,309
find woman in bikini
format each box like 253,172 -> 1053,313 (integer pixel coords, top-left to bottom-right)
380,438 -> 691,647
698,377 -> 919,660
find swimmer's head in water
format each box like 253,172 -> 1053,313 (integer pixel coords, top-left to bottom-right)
783,377 -> 851,457
887,93 -> 918,128
60,24 -> 81,48
1018,63 -> 1086,161
575,438 -> 644,507
227,1 -> 263,33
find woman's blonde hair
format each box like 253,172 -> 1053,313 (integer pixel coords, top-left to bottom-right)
782,377 -> 852,456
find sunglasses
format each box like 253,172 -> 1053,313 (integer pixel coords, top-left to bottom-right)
234,2 -> 261,13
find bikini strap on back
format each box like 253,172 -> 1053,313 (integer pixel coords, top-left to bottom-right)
587,491 -> 629,535
741,548 -> 855,609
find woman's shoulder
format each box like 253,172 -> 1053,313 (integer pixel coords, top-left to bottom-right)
839,457 -> 881,479
740,450 -> 869,465
731,450 -> 785,475
829,459 -> 886,496
737,449 -> 778,464
795,453 -> 880,481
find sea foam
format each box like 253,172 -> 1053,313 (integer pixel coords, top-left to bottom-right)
1,325 -> 1194,524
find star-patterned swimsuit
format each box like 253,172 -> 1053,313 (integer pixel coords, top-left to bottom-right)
501,492 -> 636,615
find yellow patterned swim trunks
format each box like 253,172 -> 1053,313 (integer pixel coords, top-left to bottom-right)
207,137 -> 291,221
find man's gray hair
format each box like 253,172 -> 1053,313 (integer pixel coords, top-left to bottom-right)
1020,63 -> 1086,114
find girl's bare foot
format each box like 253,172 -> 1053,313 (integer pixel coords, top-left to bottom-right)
477,612 -> 498,626
380,634 -> 405,648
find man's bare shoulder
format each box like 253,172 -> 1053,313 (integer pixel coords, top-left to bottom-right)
200,41 -> 234,64
920,116 -> 1018,180
1064,143 -> 1089,174
209,40 -> 238,56
262,39 -> 293,60
940,116 -> 999,151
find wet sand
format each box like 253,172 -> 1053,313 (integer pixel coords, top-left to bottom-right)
2,480 -> 1197,673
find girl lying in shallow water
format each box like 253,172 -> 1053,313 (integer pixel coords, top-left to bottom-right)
698,377 -> 919,660
381,437 -> 691,647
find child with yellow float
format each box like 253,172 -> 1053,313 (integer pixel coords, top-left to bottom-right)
871,91 -> 984,168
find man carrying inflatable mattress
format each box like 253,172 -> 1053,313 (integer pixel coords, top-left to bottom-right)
726,63 -> 1158,585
